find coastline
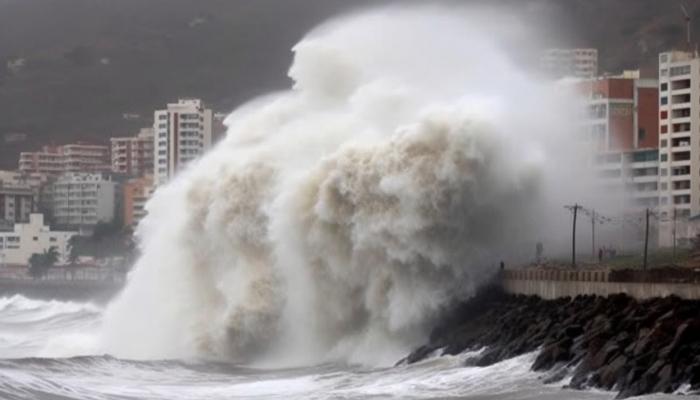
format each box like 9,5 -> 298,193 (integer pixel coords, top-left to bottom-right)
402,285 -> 700,398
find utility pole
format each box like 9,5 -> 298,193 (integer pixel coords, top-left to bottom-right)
565,204 -> 582,268
644,208 -> 650,270
672,207 -> 677,262
592,209 -> 596,262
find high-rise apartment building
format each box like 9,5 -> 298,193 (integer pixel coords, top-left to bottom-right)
573,75 -> 660,214
44,173 -> 117,230
542,48 -> 598,79
657,51 -> 700,247
153,99 -> 213,186
19,143 -> 110,176
111,128 -> 155,176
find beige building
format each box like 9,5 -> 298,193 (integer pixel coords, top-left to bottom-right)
122,175 -> 154,228
542,48 -> 598,79
154,99 -> 213,186
19,143 -> 110,176
0,214 -> 76,267
44,173 -> 117,230
657,51 -> 700,247
111,128 -> 155,176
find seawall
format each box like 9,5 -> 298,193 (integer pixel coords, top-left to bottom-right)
502,269 -> 700,300
0,279 -> 125,303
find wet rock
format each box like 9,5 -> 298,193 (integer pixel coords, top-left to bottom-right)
406,290 -> 700,399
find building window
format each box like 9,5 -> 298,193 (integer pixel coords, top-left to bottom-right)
661,154 -> 668,162
660,97 -> 668,105
660,69 -> 668,77
661,110 -> 668,120
661,139 -> 667,147
32,237 -> 38,241
661,168 -> 668,176
670,65 -> 691,77
159,115 -> 167,120
638,128 -> 646,141
660,54 -> 668,64
661,125 -> 668,134
661,83 -> 668,91
661,183 -> 668,191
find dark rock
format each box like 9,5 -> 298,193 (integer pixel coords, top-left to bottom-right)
600,355 -> 628,390
405,290 -> 700,399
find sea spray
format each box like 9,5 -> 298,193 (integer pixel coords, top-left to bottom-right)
99,6 -> 591,365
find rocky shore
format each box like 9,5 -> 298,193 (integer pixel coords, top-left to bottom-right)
402,286 -> 700,398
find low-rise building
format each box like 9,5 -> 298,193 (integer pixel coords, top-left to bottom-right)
19,142 -> 110,176
122,175 -> 154,228
44,173 -> 117,230
0,214 -> 76,267
110,128 -> 155,176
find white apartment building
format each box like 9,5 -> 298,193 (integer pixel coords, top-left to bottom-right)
153,99 -> 213,186
111,128 -> 155,176
45,173 -> 117,229
594,150 -> 660,211
19,143 -> 110,176
658,51 -> 700,247
542,48 -> 598,79
0,214 -> 76,267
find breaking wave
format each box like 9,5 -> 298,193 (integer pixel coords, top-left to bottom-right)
99,7 -> 587,365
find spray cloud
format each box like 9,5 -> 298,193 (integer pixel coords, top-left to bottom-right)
98,6 -> 592,366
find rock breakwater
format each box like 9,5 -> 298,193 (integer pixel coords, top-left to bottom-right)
403,286 -> 700,398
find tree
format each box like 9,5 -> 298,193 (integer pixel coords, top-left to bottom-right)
27,246 -> 60,279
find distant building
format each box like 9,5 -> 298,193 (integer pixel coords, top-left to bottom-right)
110,128 -> 155,176
658,50 -> 700,247
0,171 -> 48,231
0,184 -> 33,231
122,175 -> 154,228
44,173 -> 117,230
570,75 -> 660,216
154,99 -> 213,186
542,48 -> 598,79
0,214 -> 77,267
19,142 -> 110,176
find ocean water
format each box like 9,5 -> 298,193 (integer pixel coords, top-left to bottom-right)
0,294 -> 684,400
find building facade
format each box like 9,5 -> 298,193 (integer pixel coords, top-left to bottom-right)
153,99 -> 213,186
658,51 -> 700,247
45,173 -> 117,230
571,76 -> 660,217
122,175 -> 154,228
19,143 -> 110,176
0,214 -> 76,267
542,48 -> 598,79
0,184 -> 33,231
111,128 -> 155,176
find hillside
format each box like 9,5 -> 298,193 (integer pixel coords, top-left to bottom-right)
1,0 -> 699,169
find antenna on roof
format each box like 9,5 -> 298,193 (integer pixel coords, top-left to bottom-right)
681,4 -> 692,53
